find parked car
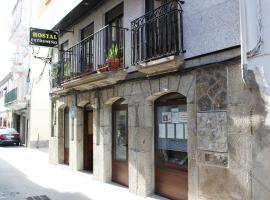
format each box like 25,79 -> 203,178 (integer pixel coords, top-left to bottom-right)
0,128 -> 20,146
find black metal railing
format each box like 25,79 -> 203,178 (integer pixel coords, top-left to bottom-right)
4,88 -> 17,105
52,25 -> 128,87
131,0 -> 184,65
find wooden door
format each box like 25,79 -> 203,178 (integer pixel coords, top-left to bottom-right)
84,110 -> 93,171
64,107 -> 69,165
112,103 -> 128,186
155,94 -> 188,200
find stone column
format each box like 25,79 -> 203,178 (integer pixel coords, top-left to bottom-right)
128,98 -> 154,197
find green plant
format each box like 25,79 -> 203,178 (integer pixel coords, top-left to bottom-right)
63,61 -> 71,77
107,44 -> 119,60
50,64 -> 59,80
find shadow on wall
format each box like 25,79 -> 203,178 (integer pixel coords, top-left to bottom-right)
247,70 -> 270,200
0,155 -> 92,200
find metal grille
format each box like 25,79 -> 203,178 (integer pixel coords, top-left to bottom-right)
51,25 -> 128,87
26,195 -> 51,200
131,0 -> 184,65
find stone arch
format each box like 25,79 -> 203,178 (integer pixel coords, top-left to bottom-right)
147,90 -> 182,103
77,100 -> 90,108
105,96 -> 123,105
152,92 -> 189,199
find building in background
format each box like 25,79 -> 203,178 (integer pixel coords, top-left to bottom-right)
6,0 -> 32,146
0,73 -> 13,128
6,0 -> 50,148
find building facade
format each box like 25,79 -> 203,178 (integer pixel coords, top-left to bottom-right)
0,73 -> 13,128
42,0 -> 270,199
6,0 -> 51,148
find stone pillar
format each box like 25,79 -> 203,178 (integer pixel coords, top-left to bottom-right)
70,107 -> 84,171
93,98 -> 113,182
128,99 -> 154,197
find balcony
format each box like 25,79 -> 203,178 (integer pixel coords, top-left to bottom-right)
5,88 -> 17,105
51,25 -> 128,90
131,0 -> 184,74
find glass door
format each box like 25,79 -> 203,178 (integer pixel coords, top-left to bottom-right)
112,100 -> 128,186
155,93 -> 188,200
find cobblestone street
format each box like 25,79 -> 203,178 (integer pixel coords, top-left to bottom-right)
0,146 -> 164,200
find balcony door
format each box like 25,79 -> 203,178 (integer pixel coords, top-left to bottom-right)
112,99 -> 128,187
143,0 -> 180,61
105,3 -> 124,69
155,93 -> 188,200
81,23 -> 94,73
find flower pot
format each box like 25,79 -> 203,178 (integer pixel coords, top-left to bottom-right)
98,64 -> 109,72
107,58 -> 121,71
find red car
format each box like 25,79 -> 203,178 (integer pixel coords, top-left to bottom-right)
0,128 -> 21,146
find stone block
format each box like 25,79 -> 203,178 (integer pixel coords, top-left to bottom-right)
179,74 -> 195,97
196,67 -> 227,111
187,103 -> 197,160
198,165 -> 248,200
227,104 -> 251,135
197,112 -> 228,152
129,127 -> 153,153
168,75 -> 181,92
149,79 -> 161,94
136,151 -> 154,196
160,76 -> 169,92
198,151 -> 228,168
188,158 -> 199,200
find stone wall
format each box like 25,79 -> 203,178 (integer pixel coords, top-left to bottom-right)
49,61 -> 262,199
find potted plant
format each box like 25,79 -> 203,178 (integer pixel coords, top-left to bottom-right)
50,63 -> 59,80
63,61 -> 71,80
98,63 -> 109,72
106,44 -> 121,71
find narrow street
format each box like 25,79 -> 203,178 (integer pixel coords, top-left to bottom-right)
0,146 -> 163,200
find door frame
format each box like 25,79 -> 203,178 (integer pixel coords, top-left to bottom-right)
64,106 -> 69,165
154,93 -> 188,200
111,102 -> 129,186
83,108 -> 93,171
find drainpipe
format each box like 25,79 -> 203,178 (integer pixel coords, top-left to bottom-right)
239,0 -> 248,84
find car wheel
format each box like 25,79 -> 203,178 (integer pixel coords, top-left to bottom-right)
16,142 -> 20,146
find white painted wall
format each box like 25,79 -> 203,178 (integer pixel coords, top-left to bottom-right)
55,0 -> 240,71
240,0 -> 270,199
27,0 -> 84,146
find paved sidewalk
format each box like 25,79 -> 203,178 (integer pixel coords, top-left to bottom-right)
0,146 -> 166,200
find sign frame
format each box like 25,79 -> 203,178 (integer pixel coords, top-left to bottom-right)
29,27 -> 59,48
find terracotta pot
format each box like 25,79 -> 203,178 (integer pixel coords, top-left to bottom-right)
98,64 -> 109,72
107,58 -> 121,71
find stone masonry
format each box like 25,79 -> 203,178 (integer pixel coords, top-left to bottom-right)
49,61 -> 260,200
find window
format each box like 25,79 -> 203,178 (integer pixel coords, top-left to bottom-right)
105,3 -> 124,62
155,93 -> 188,169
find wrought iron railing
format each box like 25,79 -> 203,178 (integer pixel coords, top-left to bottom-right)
51,25 -> 128,87
4,88 -> 17,105
131,0 -> 184,65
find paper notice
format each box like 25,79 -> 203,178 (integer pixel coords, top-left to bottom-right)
171,108 -> 179,123
176,124 -> 184,139
158,124 -> 166,138
167,124 -> 175,138
179,112 -> 188,123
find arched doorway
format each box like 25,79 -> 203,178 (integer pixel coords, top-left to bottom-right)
84,104 -> 93,171
112,98 -> 129,187
64,107 -> 70,165
155,93 -> 188,200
